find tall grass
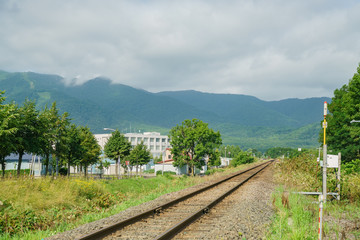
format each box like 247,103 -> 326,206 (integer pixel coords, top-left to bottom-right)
0,162 -> 262,239
269,152 -> 360,239
267,187 -> 318,240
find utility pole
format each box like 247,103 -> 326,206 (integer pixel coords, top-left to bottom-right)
323,101 -> 328,202
319,101 -> 328,240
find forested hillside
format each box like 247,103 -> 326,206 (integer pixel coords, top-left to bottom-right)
0,70 -> 330,151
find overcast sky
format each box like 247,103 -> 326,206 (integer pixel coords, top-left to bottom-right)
1,0 -> 359,100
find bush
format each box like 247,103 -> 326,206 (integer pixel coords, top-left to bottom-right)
230,151 -> 255,167
71,179 -> 106,200
156,170 -> 176,176
343,159 -> 360,175
143,169 -> 155,174
205,168 -> 225,175
342,173 -> 360,202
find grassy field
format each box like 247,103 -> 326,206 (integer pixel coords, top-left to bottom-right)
0,163 -> 258,240
268,152 -> 360,239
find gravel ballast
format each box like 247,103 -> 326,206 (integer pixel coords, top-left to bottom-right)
47,163 -> 276,240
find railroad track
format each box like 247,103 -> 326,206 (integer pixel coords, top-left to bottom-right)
77,161 -> 273,240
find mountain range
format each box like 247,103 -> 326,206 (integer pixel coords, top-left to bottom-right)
0,70 -> 331,151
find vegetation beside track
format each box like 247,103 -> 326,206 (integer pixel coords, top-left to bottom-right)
0,161 -> 264,240
268,151 -> 360,239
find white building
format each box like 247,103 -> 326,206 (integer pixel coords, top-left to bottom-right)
95,132 -> 171,158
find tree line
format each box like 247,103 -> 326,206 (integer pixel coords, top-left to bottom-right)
0,91 -> 153,178
0,91 -> 101,177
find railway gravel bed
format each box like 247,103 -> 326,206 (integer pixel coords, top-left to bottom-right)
103,165 -> 266,239
47,162 -> 275,240
174,164 -> 276,239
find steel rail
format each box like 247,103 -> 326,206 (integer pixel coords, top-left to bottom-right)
154,161 -> 273,240
76,161 -> 272,240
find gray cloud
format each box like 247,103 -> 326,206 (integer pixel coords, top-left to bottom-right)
0,0 -> 359,100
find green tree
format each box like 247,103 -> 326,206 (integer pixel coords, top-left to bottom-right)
265,147 -> 299,158
53,111 -> 70,176
63,124 -> 82,177
13,100 -> 41,176
230,151 -> 255,167
103,160 -> 111,174
322,64 -> 360,163
38,103 -> 59,175
207,149 -> 221,167
79,126 -> 101,177
104,130 -> 131,178
219,145 -> 242,158
169,119 -> 222,176
128,141 -> 151,176
0,91 -> 18,177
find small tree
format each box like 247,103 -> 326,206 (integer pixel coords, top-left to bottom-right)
0,92 -> 18,177
79,126 -> 101,178
169,119 -> 222,176
13,100 -> 41,176
104,130 -> 131,178
63,124 -> 83,177
230,151 -> 255,167
129,141 -> 151,177
208,149 -> 221,167
103,160 -> 111,175
38,102 -> 60,175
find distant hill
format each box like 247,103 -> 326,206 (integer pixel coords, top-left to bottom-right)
0,70 -> 331,151
157,91 -> 329,128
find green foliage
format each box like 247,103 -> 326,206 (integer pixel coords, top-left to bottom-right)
343,159 -> 360,175
207,149 -> 221,167
128,141 -> 151,167
276,150 -> 360,202
78,126 -> 101,177
169,119 -> 222,176
273,150 -> 360,238
156,170 -> 176,176
204,168 -> 225,175
104,130 -> 131,162
265,147 -> 301,158
230,151 -> 255,167
0,177 -> 121,236
143,169 -> 155,174
275,151 -> 322,191
322,64 -> 360,163
104,130 -> 131,178
218,145 -> 242,158
267,187 -> 318,239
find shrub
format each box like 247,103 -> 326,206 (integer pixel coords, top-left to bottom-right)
156,170 -> 176,176
71,179 -> 106,200
343,159 -> 360,175
143,169 -> 155,173
230,151 -> 255,167
205,168 -> 225,175
342,173 -> 360,202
